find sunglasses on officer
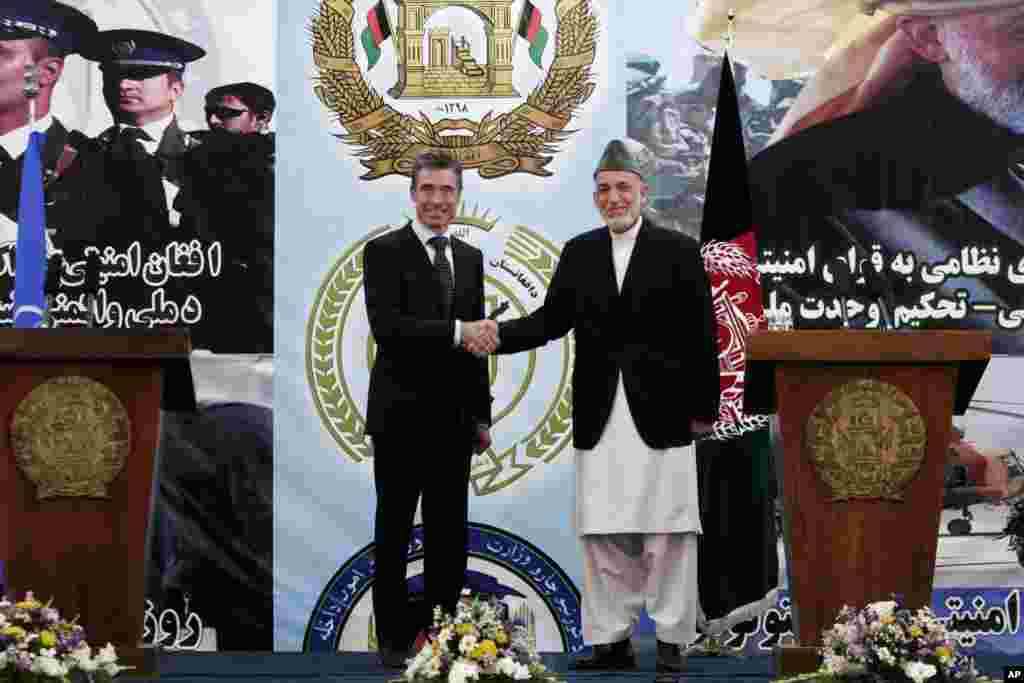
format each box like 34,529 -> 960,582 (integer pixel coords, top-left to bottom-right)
205,105 -> 249,119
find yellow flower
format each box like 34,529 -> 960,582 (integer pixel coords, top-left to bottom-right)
910,626 -> 923,638
936,646 -> 952,661
39,630 -> 57,647
495,630 -> 509,646
14,600 -> 40,610
1,626 -> 26,641
470,640 -> 498,661
456,623 -> 474,637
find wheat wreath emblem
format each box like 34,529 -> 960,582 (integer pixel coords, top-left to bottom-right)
311,0 -> 599,180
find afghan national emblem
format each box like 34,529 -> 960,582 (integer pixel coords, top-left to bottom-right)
112,40 -> 136,58
805,379 -> 927,502
310,0 -> 599,180
306,205 -> 572,495
10,376 -> 131,500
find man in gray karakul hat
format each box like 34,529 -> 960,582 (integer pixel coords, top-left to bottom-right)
494,139 -> 720,673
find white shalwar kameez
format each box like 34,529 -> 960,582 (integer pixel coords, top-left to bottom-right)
576,217 -> 701,647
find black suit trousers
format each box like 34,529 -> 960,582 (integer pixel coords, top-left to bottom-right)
370,426 -> 472,651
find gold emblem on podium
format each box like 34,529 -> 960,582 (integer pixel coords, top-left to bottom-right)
10,376 -> 131,500
805,379 -> 926,502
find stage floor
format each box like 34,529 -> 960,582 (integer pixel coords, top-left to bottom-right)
148,635 -> 1019,683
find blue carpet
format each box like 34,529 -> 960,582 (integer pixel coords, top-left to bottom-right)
141,636 -> 1022,683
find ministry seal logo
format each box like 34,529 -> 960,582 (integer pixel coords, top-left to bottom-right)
304,523 -> 584,653
306,205 -> 573,495
309,0 -> 600,180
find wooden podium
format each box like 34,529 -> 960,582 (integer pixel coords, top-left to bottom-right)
0,329 -> 195,678
744,330 -> 990,677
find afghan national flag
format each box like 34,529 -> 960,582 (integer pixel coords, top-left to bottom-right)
517,0 -> 548,69
697,52 -> 769,486
13,131 -> 47,328
361,0 -> 392,71
696,53 -> 778,624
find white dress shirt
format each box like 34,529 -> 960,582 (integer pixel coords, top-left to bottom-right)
610,215 -> 642,290
0,113 -> 55,160
412,221 -> 461,345
118,112 -> 173,155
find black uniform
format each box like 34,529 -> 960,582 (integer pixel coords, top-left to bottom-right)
173,129 -> 274,353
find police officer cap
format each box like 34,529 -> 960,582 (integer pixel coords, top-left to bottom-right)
83,29 -> 205,77
0,0 -> 98,55
594,139 -> 645,179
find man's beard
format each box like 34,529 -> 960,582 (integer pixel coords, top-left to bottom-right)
605,206 -> 642,233
947,31 -> 1024,134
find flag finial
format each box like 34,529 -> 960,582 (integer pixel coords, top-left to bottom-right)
725,9 -> 736,52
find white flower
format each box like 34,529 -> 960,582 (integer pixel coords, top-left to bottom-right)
459,635 -> 478,655
870,601 -> 897,619
448,659 -> 480,683
96,643 -> 118,665
877,647 -> 895,666
404,642 -> 434,679
822,653 -> 850,675
903,661 -> 938,683
437,628 -> 453,650
496,657 -> 518,677
69,645 -> 99,673
512,662 -> 531,679
31,655 -> 67,678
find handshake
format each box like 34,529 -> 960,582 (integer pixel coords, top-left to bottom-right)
462,319 -> 500,355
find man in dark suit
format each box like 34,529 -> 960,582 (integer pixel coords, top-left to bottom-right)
0,0 -> 97,250
362,152 -> 496,668
70,29 -> 205,252
495,140 -> 719,674
173,82 -> 276,352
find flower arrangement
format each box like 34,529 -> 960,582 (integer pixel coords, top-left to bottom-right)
402,591 -> 561,683
0,592 -> 129,682
775,598 -> 1000,683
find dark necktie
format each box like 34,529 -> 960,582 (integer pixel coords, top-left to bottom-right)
428,235 -> 454,320
112,126 -> 153,162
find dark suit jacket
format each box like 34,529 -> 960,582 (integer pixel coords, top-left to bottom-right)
60,117 -> 193,251
0,118 -> 85,225
363,222 -> 491,437
498,220 -> 719,449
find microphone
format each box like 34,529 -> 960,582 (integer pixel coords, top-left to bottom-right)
861,260 -> 895,330
43,253 -> 63,327
829,257 -> 853,328
488,300 -> 509,321
83,251 -> 101,328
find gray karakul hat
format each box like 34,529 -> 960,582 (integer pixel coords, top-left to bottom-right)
594,139 -> 647,179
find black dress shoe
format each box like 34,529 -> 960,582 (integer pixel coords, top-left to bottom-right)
570,639 -> 637,670
377,647 -> 410,669
656,639 -> 686,673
